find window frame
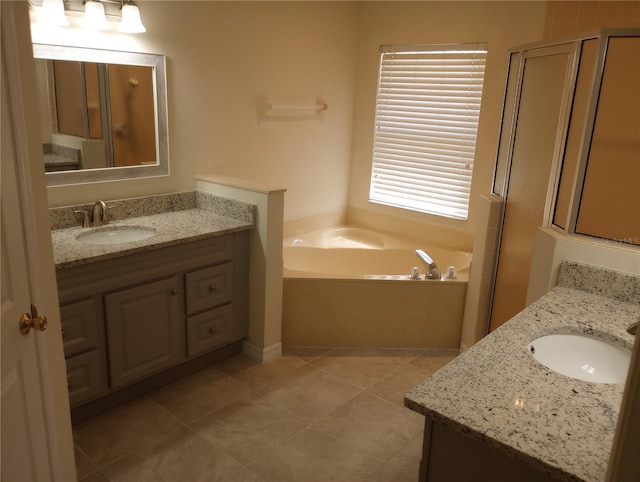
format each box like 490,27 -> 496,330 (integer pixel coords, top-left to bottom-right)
369,43 -> 488,220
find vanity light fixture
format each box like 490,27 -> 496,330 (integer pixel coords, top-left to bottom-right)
31,0 -> 146,33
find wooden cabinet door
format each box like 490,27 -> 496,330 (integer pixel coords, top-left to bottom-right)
105,277 -> 183,388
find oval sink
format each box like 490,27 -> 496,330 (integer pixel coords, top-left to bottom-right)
528,334 -> 631,384
76,226 -> 156,245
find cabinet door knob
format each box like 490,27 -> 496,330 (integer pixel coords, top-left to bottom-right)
67,381 -> 72,389
209,285 -> 216,292
209,327 -> 217,335
61,329 -> 68,338
171,289 -> 178,296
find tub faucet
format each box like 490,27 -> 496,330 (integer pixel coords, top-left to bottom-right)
92,200 -> 108,227
416,249 -> 441,280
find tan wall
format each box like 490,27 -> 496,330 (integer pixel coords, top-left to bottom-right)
348,1 -> 548,251
543,0 -> 640,39
40,1 -> 358,223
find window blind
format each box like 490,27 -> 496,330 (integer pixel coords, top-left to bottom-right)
369,44 -> 487,220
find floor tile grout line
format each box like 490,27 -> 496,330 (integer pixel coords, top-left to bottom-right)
73,443 -> 101,481
308,359 -> 409,391
73,395 -> 186,472
95,424 -> 187,476
238,420 -> 313,474
141,393 -> 191,428
77,468 -> 113,482
306,388 -> 426,476
148,367 -> 263,426
184,391 -> 315,472
216,354 -> 313,391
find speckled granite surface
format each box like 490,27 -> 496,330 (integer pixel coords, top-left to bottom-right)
405,261 -> 640,482
51,191 -> 256,269
50,191 -> 196,229
558,260 -> 640,304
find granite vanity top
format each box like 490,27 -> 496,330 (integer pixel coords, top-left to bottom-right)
405,261 -> 640,482
51,191 -> 255,269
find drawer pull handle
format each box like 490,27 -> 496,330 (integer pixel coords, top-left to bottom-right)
61,329 -> 67,338
209,285 -> 216,292
209,327 -> 217,335
171,289 -> 178,296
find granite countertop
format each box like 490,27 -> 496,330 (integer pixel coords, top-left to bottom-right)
51,192 -> 255,269
405,262 -> 640,482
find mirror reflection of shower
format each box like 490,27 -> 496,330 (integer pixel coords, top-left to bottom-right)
36,59 -> 157,172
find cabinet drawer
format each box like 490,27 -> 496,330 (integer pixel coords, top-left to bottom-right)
66,350 -> 103,407
186,263 -> 233,314
60,299 -> 99,358
187,305 -> 233,358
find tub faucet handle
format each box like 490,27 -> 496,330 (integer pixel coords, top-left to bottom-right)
444,266 -> 458,280
416,249 -> 441,280
409,266 -> 421,280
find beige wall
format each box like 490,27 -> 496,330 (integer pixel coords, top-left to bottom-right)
348,1 -> 548,251
40,1 -> 359,222
543,0 -> 640,39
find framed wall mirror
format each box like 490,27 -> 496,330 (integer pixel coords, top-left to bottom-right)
33,44 -> 169,186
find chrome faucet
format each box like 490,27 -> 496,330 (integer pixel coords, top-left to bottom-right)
415,249 -> 441,280
92,200 -> 108,227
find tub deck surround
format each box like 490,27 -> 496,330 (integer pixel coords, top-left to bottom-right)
405,261 -> 640,481
283,225 -> 472,280
282,225 -> 471,348
50,191 -> 256,269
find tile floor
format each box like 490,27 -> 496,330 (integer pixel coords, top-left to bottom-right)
74,347 -> 457,482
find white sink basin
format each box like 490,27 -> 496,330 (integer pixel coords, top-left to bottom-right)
76,226 -> 156,245
528,334 -> 631,383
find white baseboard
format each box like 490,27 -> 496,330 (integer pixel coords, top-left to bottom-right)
243,341 -> 282,364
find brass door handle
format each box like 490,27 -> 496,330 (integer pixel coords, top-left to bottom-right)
20,304 -> 48,335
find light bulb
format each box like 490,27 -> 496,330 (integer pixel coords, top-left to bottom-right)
40,0 -> 69,27
119,2 -> 146,33
83,0 -> 109,30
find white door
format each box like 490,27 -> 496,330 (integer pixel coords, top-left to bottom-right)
1,69 -> 53,480
1,2 -> 75,480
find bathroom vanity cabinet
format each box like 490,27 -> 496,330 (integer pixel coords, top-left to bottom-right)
57,231 -> 250,422
406,261 -> 638,482
419,418 -> 553,482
